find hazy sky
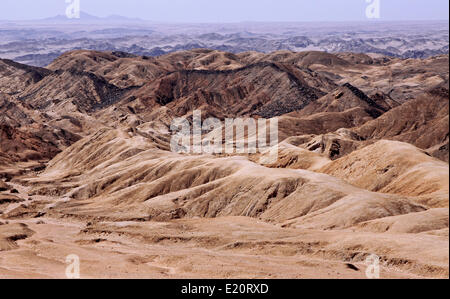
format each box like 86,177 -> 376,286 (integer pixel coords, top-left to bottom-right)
1,0 -> 449,22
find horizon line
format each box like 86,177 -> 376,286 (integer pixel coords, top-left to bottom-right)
0,11 -> 448,24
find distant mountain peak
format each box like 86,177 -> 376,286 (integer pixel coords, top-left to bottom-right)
41,11 -> 144,23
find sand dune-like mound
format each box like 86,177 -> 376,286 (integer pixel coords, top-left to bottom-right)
356,208 -> 449,234
12,128 -> 425,232
281,191 -> 425,230
259,141 -> 331,171
0,223 -> 34,251
319,140 -> 449,206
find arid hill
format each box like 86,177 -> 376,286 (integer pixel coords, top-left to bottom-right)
0,59 -> 51,94
128,62 -> 325,119
0,49 -> 448,278
352,83 -> 449,161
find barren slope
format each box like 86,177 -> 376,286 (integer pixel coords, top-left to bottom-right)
0,49 -> 448,279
